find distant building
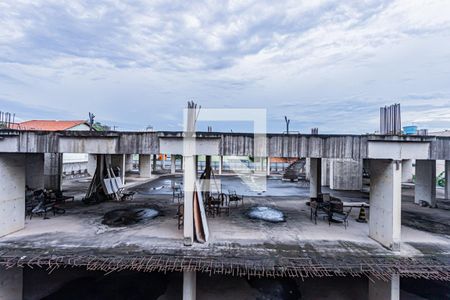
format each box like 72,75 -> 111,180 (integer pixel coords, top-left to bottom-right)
10,120 -> 93,184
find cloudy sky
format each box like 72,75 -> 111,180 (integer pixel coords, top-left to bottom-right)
1,0 -> 450,133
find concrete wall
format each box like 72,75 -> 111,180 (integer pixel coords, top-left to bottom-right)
139,154 -> 152,178
25,153 -> 44,190
329,159 -> 362,191
369,159 -> 401,251
0,154 -> 26,237
0,267 -> 23,300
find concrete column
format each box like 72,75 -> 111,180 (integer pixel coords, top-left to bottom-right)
0,267 -> 23,300
321,158 -> 330,186
0,154 -> 26,237
329,159 -> 363,191
401,159 -> 414,183
171,155 -> 176,174
87,154 -> 97,176
369,159 -> 401,251
111,154 -> 125,185
305,158 -> 311,180
125,154 -> 134,172
369,274 -> 400,300
183,271 -> 196,300
139,154 -> 152,178
414,160 -> 436,207
25,154 -> 44,190
266,157 -> 270,176
445,160 -> 450,200
44,153 -> 62,191
152,154 -> 157,172
309,158 -> 321,198
183,154 -> 195,246
218,156 -> 223,175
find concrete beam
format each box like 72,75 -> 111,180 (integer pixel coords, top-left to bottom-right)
369,159 -> 401,251
309,158 -> 321,198
445,160 -> 450,200
183,271 -> 196,300
369,274 -> 400,300
0,267 -> 23,300
138,154 -> 152,178
414,160 -> 436,207
0,154 -> 26,237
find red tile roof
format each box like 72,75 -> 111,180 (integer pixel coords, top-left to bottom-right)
15,120 -> 88,131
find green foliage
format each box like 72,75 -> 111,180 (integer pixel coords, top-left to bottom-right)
92,122 -> 110,131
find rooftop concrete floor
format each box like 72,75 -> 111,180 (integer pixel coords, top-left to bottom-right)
0,175 -> 449,278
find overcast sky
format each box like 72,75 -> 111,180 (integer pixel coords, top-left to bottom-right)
1,0 -> 450,133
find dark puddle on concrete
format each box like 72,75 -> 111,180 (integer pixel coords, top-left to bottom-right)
246,206 -> 286,223
102,208 -> 159,226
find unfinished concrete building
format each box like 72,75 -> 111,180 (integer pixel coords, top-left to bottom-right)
0,125 -> 449,299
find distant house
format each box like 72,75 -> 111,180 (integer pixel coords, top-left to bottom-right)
12,120 -> 91,131
11,120 -> 93,182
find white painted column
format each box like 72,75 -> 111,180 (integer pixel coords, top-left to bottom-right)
369,159 -> 401,251
0,154 -> 26,237
25,153 -> 44,190
0,267 -> 23,300
401,159 -> 414,183
305,157 -> 311,180
218,156 -> 223,175
183,271 -> 196,300
414,160 -> 436,207
445,160 -> 450,200
266,157 -> 270,176
171,155 -> 176,174
183,153 -> 195,246
369,274 -> 400,300
309,158 -> 322,198
139,154 -> 152,178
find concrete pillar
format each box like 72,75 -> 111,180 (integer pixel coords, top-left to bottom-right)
369,159 -> 401,251
44,153 -> 62,191
445,160 -> 450,200
111,154 -> 125,185
218,156 -> 223,175
329,159 -> 363,191
25,154 -> 44,190
171,155 -> 176,174
305,158 -> 311,180
309,158 -> 321,198
401,159 -> 414,183
0,267 -> 23,300
266,157 -> 270,176
152,155 -> 157,172
183,271 -> 196,300
139,154 -> 152,178
369,274 -> 400,300
321,158 -> 330,186
125,154 -> 134,172
87,154 -> 97,176
0,154 -> 26,237
414,160 -> 436,207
